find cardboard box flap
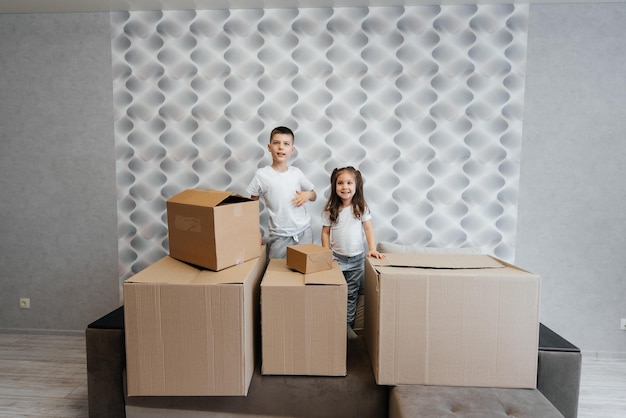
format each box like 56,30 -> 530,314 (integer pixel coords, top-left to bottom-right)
305,261 -> 345,285
262,259 -> 344,286
126,249 -> 266,286
197,247 -> 265,284
168,189 -> 233,207
261,259 -> 304,286
125,256 -> 199,284
372,253 -> 504,270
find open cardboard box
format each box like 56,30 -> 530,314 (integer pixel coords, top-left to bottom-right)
167,189 -> 260,271
365,253 -> 541,388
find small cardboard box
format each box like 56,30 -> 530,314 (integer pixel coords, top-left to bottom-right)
365,253 -> 541,388
261,258 -> 347,376
123,246 -> 266,396
167,189 -> 260,271
286,244 -> 333,274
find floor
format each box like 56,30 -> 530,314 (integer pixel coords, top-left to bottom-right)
577,353 -> 626,418
0,334 -> 87,418
0,333 -> 624,418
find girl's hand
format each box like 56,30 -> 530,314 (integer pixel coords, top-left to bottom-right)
367,250 -> 385,259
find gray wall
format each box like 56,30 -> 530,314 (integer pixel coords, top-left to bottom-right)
0,3 -> 624,356
517,2 -> 626,357
0,12 -> 119,333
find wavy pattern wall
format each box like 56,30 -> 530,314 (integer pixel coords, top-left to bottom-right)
111,4 -> 529,282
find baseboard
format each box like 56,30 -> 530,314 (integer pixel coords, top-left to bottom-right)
0,328 -> 84,337
581,350 -> 626,361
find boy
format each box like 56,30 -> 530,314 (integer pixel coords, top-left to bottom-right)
247,126 -> 317,259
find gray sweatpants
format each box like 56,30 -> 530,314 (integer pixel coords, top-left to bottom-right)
334,252 -> 365,325
266,226 -> 313,260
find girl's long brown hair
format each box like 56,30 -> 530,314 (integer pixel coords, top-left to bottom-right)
324,166 -> 368,224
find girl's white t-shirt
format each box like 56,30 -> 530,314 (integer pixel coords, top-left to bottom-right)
322,206 -> 372,257
247,166 -> 314,236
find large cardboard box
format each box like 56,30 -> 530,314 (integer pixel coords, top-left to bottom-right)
124,246 -> 266,396
365,253 -> 541,388
167,189 -> 260,271
286,243 -> 333,274
261,258 -> 347,376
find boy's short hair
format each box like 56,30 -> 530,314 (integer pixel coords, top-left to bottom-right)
270,126 -> 294,143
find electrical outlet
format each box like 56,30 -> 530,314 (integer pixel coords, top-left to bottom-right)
621,318 -> 626,331
19,298 -> 30,309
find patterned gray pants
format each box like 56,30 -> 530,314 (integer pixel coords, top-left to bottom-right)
333,252 -> 365,325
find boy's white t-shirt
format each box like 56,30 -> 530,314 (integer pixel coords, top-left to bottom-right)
247,166 -> 314,237
322,206 -> 372,257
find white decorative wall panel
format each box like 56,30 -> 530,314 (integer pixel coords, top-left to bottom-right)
112,4 -> 529,281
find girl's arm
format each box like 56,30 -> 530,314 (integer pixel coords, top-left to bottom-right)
363,220 -> 385,259
321,225 -> 331,249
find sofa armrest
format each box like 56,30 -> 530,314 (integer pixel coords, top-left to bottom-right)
537,324 -> 581,418
86,306 -> 126,418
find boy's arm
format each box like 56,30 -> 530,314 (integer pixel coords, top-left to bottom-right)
363,220 -> 385,259
292,190 -> 316,207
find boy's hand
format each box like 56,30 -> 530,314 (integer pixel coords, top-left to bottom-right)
292,190 -> 313,207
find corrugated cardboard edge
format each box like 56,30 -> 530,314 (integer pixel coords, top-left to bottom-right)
372,253 -> 505,269
241,245 -> 267,395
364,256 -> 382,384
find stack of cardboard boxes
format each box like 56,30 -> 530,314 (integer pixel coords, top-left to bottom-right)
123,189 -> 347,397
124,189 -> 266,396
123,188 -> 542,400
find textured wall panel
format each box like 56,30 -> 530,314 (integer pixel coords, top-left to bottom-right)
112,5 -> 529,282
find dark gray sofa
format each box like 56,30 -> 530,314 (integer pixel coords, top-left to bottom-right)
86,306 -> 581,418
537,324 -> 582,418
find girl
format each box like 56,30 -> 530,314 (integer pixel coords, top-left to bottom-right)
321,166 -> 385,339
